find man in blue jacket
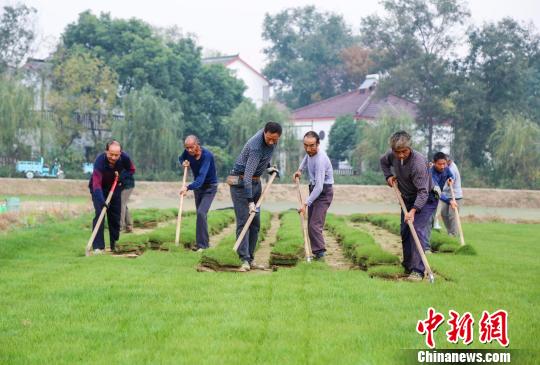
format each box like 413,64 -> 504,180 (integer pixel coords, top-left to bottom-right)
428,152 -> 456,245
179,135 -> 218,251
89,140 -> 136,254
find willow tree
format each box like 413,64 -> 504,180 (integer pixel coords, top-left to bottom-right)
0,74 -> 36,158
488,114 -> 540,189
113,85 -> 183,177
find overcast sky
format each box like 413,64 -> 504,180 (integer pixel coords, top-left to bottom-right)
7,0 -> 540,71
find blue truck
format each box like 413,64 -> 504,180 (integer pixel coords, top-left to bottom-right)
16,157 -> 65,179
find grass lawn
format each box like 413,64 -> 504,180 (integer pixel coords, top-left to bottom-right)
0,212 -> 538,364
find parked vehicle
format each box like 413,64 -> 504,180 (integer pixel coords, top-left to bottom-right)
16,157 -> 65,179
82,162 -> 94,175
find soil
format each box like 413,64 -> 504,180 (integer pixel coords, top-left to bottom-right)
2,178 -> 539,209
322,230 -> 352,270
254,213 -> 280,267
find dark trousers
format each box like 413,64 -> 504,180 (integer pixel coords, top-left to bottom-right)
194,184 -> 218,249
401,196 -> 438,275
230,181 -> 262,263
308,184 -> 334,254
91,190 -> 121,250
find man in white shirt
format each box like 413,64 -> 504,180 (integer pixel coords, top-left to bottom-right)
441,158 -> 463,236
293,131 -> 334,260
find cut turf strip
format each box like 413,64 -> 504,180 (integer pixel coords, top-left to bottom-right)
269,210 -> 305,266
349,221 -> 402,258
111,209 -> 235,258
198,211 -> 272,272
349,213 -> 476,255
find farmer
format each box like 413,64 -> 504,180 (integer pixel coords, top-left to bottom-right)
441,157 -> 463,236
178,135 -> 218,251
120,167 -> 135,233
380,131 -> 438,281
427,152 -> 455,247
293,131 -> 334,261
228,122 -> 281,271
89,140 -> 136,254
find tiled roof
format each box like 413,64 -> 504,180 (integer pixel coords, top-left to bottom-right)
292,89 -> 418,120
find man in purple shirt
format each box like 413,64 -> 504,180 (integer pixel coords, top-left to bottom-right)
89,140 -> 136,254
380,131 -> 437,281
293,131 -> 334,260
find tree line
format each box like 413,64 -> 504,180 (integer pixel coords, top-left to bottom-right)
0,1 -> 538,188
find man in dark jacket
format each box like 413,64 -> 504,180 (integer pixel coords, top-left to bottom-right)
89,140 -> 135,254
179,135 -> 218,251
380,131 -> 437,281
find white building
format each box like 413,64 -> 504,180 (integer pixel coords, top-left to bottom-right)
202,54 -> 271,107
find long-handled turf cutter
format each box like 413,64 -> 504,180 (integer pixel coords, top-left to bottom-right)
232,171 -> 278,252
392,181 -> 435,283
448,178 -> 465,246
175,165 -> 189,246
86,171 -> 119,256
295,177 -> 313,262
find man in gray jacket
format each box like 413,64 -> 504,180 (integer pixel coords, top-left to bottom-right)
380,131 -> 438,281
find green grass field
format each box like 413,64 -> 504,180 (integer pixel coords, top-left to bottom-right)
0,211 -> 538,364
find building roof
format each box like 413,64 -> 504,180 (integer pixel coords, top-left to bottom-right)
292,89 -> 418,121
202,54 -> 270,84
201,54 -> 239,66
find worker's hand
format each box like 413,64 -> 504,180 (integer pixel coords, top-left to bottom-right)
432,185 -> 441,200
182,160 -> 190,168
266,166 -> 280,178
248,202 -> 258,214
386,176 -> 397,188
298,203 -> 307,215
179,186 -> 188,196
293,170 -> 302,182
405,208 -> 416,224
450,200 -> 458,209
102,202 -> 110,210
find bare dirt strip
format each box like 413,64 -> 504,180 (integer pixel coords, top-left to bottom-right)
323,229 -> 352,270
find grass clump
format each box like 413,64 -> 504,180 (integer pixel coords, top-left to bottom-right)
270,210 -> 305,266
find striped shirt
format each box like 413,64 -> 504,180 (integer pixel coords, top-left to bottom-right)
232,129 -> 276,201
380,149 -> 432,212
298,151 -> 334,206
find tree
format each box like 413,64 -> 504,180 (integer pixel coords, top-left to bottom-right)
488,114 -> 540,189
360,0 -> 470,157
351,111 -> 418,172
452,18 -> 540,167
262,6 -> 355,108
341,46 -> 375,87
0,4 -> 36,71
224,100 -> 262,159
47,48 -> 118,153
61,11 -> 244,147
0,74 -> 36,158
113,85 -> 183,176
327,115 -> 357,163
